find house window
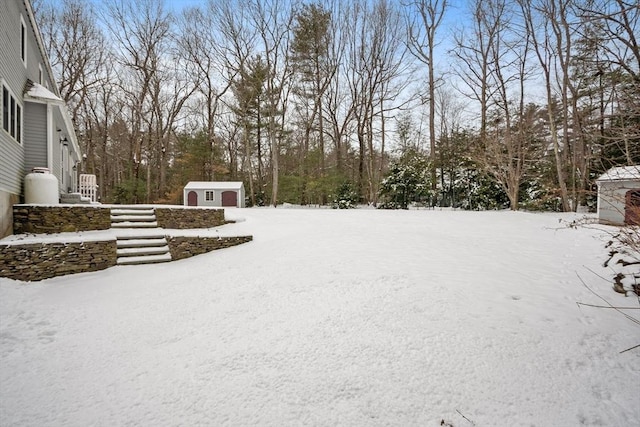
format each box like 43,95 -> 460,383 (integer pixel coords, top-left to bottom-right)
16,104 -> 21,143
205,191 -> 214,201
10,97 -> 15,136
20,15 -> 27,67
2,87 -> 7,133
38,64 -> 43,84
2,84 -> 22,144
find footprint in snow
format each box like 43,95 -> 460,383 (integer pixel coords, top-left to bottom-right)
38,330 -> 57,344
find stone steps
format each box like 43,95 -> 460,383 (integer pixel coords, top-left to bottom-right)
115,234 -> 172,265
111,221 -> 159,228
116,238 -> 168,248
111,207 -> 158,228
111,207 -> 172,265
116,252 -> 173,265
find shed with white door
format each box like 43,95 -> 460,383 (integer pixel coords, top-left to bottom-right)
596,165 -> 640,226
183,181 -> 245,208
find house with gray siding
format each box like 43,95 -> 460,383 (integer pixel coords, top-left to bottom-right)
0,0 -> 80,238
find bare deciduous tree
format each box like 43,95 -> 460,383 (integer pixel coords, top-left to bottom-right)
37,0 -> 106,125
247,0 -> 295,207
406,0 -> 448,198
519,0 -> 572,211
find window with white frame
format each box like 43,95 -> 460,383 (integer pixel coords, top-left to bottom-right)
2,84 -> 22,144
20,15 -> 27,67
38,64 -> 43,84
205,190 -> 214,201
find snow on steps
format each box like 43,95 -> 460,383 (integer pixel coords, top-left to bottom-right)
116,238 -> 168,248
110,206 -> 158,228
111,220 -> 158,228
111,206 -> 172,265
116,252 -> 172,265
116,233 -> 172,265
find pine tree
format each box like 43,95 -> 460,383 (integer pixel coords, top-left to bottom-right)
290,3 -> 334,203
231,56 -> 270,206
378,149 -> 432,209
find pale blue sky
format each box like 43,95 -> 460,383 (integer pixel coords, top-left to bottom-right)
163,0 -> 205,11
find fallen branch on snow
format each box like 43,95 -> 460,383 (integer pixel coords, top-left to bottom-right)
577,272 -> 640,353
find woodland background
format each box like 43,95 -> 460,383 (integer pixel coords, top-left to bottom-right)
33,0 -> 639,210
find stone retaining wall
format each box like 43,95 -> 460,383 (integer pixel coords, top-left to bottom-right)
0,240 -> 117,282
13,205 -> 111,234
3,205 -> 251,282
168,236 -> 253,260
13,205 -> 228,234
156,207 -> 226,229
0,235 -> 253,282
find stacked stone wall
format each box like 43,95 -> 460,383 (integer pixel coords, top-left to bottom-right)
168,236 -> 252,260
0,240 -> 117,282
3,205 -> 250,282
13,205 -> 111,234
156,207 -> 226,229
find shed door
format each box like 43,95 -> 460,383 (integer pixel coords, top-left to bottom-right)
187,191 -> 198,206
625,190 -> 640,225
221,191 -> 237,207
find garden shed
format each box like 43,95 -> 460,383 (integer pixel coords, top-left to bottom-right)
596,165 -> 640,225
183,181 -> 245,208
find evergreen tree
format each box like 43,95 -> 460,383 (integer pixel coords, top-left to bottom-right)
331,181 -> 359,209
378,150 -> 432,209
231,56 -> 272,206
290,2 -> 334,203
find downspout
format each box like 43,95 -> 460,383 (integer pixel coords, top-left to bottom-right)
46,104 -> 53,172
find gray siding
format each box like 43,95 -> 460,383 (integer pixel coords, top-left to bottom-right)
1,0 -> 79,203
0,0 -> 82,238
0,133 -> 25,194
52,106 -> 75,193
23,101 -> 47,173
1,0 -> 56,196
597,180 -> 640,225
0,0 -> 26,96
183,186 -> 245,208
0,0 -> 50,100
0,0 -> 28,195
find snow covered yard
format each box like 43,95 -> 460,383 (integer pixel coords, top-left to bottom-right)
1,208 -> 638,426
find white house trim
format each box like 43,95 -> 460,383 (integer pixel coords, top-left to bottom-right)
20,14 -> 27,68
47,104 -> 53,171
25,81 -> 64,104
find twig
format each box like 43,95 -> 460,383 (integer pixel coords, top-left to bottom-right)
578,271 -> 640,326
456,409 -> 476,426
576,302 -> 640,309
620,344 -> 640,354
617,260 -> 640,267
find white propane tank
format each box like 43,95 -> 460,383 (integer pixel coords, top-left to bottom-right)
24,168 -> 59,204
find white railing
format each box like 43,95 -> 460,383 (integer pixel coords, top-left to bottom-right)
79,174 -> 98,203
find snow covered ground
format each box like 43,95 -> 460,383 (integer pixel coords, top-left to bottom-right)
1,208 -> 638,426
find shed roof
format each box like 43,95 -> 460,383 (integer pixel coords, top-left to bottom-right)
184,181 -> 244,190
596,165 -> 640,182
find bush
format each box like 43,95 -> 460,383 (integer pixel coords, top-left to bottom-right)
111,179 -> 146,204
378,150 -> 432,209
331,182 -> 359,209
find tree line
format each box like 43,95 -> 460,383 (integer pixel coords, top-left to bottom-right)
33,0 -> 639,210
